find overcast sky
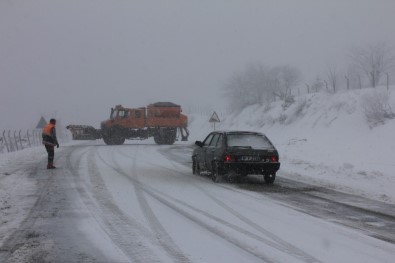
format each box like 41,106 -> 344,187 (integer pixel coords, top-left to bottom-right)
1,0 -> 395,130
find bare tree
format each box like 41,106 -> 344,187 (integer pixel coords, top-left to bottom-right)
346,65 -> 362,90
325,63 -> 338,92
223,63 -> 269,112
223,63 -> 301,112
311,76 -> 325,93
271,65 -> 301,100
349,42 -> 395,88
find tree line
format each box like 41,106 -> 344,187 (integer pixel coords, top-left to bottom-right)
223,42 -> 395,112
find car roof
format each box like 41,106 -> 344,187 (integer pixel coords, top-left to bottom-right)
212,130 -> 264,135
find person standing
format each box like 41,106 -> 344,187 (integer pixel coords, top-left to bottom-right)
42,118 -> 59,169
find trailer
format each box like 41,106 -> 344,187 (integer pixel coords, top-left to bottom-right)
66,125 -> 101,140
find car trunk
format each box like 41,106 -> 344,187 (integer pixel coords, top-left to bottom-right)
225,147 -> 278,163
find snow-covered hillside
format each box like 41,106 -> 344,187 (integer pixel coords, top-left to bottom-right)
189,86 -> 395,204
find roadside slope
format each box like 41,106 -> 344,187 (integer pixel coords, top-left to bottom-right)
188,86 -> 395,203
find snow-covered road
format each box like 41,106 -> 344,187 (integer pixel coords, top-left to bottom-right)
1,141 -> 395,263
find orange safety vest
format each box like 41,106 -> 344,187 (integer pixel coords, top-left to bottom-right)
43,123 -> 55,136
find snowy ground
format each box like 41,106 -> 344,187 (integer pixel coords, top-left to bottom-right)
1,141 -> 395,262
1,87 -> 395,262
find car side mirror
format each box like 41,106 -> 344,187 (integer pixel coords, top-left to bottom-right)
195,141 -> 203,147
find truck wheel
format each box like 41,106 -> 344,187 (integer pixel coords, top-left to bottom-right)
154,128 -> 176,145
154,135 -> 163,145
112,136 -> 125,145
103,135 -> 113,145
163,129 -> 176,145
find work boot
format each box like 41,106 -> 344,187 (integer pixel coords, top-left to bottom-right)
47,163 -> 56,169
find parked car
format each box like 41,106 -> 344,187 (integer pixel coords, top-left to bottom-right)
192,131 -> 280,184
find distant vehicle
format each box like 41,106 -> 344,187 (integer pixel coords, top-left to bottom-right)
192,131 -> 280,184
67,102 -> 189,145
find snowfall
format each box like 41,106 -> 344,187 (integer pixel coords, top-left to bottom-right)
1,86 -> 395,262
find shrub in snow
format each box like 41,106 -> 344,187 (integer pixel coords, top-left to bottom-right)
293,98 -> 307,118
281,95 -> 295,110
277,113 -> 288,124
362,91 -> 395,127
263,103 -> 272,113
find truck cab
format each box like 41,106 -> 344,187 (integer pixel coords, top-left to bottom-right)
105,105 -> 146,129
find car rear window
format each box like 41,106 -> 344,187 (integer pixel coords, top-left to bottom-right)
226,134 -> 274,149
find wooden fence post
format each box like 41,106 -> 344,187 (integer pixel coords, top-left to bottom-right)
18,130 -> 23,150
14,130 -> 19,151
27,130 -> 31,147
8,130 -> 14,152
2,130 -> 10,152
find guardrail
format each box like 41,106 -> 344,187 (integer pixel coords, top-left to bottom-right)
0,129 -> 70,154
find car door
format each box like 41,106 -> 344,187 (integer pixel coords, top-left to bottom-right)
197,133 -> 214,171
213,134 -> 224,163
205,133 -> 220,171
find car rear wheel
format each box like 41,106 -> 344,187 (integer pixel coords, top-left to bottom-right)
264,173 -> 276,184
211,163 -> 221,183
226,170 -> 238,183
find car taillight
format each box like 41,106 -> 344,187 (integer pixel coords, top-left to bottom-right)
271,156 -> 278,163
224,155 -> 234,162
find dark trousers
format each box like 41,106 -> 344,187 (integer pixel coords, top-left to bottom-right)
45,145 -> 55,163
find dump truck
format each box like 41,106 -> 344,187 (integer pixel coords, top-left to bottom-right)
67,102 -> 189,145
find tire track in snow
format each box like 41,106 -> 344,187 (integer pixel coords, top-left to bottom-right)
141,158 -> 321,263
96,145 -> 191,263
89,146 -> 190,263
0,150 -> 69,263
66,145 -> 167,263
118,147 -> 308,260
0,162 -> 46,262
159,144 -> 395,245
99,146 -> 292,262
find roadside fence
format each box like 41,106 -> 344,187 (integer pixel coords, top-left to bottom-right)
0,129 -> 70,154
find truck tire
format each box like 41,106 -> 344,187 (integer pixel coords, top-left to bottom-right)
112,136 -> 125,145
162,128 -> 176,145
102,127 -> 125,145
154,128 -> 176,145
103,135 -> 113,145
154,134 -> 163,144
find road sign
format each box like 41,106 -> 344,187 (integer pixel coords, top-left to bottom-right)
209,111 -> 220,131
36,116 -> 47,129
209,111 -> 220,123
